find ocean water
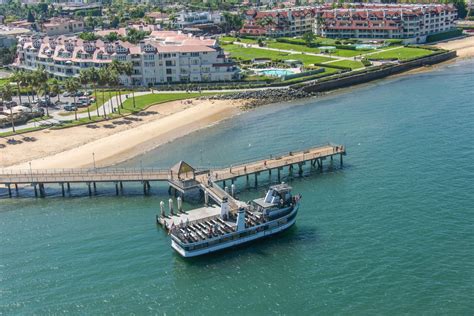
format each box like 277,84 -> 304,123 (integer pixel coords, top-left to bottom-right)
1,59 -> 473,314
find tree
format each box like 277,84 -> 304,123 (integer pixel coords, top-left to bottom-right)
98,67 -> 109,118
1,84 -> 15,133
11,70 -> 24,105
121,62 -> 136,108
110,16 -> 120,28
104,32 -> 119,42
65,78 -> 80,121
49,79 -> 61,104
79,70 -> 92,120
451,0 -> 467,18
79,32 -> 99,41
27,10 -> 35,23
34,67 -> 48,116
303,32 -> 315,47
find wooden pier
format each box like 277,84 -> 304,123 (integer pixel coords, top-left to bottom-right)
0,143 -> 346,199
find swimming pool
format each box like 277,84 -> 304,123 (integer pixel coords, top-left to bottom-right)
355,44 -> 378,50
258,69 -> 295,77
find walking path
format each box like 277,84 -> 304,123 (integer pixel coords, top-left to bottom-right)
0,87 -> 284,134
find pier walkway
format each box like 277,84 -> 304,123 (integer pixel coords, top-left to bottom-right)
0,143 -> 346,199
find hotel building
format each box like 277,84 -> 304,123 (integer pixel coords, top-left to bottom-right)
14,31 -> 239,86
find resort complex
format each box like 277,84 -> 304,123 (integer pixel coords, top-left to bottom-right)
14,30 -> 239,85
241,3 -> 458,42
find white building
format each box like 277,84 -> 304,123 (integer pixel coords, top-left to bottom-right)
41,18 -> 85,36
14,31 -> 239,86
175,11 -> 223,28
313,4 -> 458,42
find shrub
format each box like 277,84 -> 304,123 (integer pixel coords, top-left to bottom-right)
426,29 -> 463,43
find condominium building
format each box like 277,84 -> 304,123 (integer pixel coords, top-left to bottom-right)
14,31 -> 239,85
314,4 -> 458,42
241,7 -> 316,37
240,4 -> 457,42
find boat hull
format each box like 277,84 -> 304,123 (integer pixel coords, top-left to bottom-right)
171,204 -> 299,257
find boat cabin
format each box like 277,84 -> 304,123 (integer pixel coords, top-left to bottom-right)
252,183 -> 293,213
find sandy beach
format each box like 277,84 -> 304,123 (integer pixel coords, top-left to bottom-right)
435,35 -> 474,58
1,98 -> 246,169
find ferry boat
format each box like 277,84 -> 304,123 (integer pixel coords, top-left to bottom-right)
168,183 -> 301,257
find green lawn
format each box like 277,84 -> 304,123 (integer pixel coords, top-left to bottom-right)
325,60 -> 365,70
120,92 -> 217,113
220,36 -> 257,44
367,47 -> 434,61
267,41 -> 321,54
290,54 -> 334,66
0,78 -> 10,87
222,44 -> 291,61
222,44 -> 334,66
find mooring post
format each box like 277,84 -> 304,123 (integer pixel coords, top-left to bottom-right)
223,180 -> 226,188
38,183 -> 45,198
340,154 -> 343,167
268,169 -> 272,179
246,174 -> 249,184
67,182 -> 70,192
254,173 -> 258,188
115,182 -> 119,195
298,163 -> 303,176
87,182 -> 92,196
277,168 -> 281,182
320,158 -> 323,171
231,178 -> 234,185
289,164 -> 294,176
60,183 -> 65,197
93,182 -> 97,195
120,181 -> 123,193
33,184 -> 38,198
15,184 -> 19,195
7,184 -> 11,198
143,181 -> 147,195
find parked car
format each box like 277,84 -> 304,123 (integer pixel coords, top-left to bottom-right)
63,92 -> 71,97
63,105 -> 77,111
78,96 -> 91,105
22,102 -> 31,108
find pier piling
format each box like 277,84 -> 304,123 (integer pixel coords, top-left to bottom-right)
0,144 -> 346,199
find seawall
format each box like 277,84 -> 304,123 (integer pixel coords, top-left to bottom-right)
299,51 -> 457,93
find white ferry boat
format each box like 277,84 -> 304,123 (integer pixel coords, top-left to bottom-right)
168,184 -> 301,257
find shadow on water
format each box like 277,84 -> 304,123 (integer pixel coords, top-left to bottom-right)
173,224 -> 321,266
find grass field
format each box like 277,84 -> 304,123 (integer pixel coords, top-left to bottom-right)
0,78 -> 10,87
120,92 -> 217,113
325,60 -> 365,70
222,44 -> 334,65
266,42 -> 321,54
367,47 -> 434,61
220,36 -> 257,44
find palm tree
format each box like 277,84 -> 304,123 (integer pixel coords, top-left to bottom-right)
40,81 -> 50,117
85,68 -> 100,117
98,67 -> 109,118
107,68 -> 121,115
79,70 -> 91,120
11,70 -> 24,105
109,60 -> 124,109
49,78 -> 61,104
1,84 -> 15,133
122,62 -> 136,108
65,78 -> 80,121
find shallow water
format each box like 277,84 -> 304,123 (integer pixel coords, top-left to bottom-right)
1,59 -> 473,314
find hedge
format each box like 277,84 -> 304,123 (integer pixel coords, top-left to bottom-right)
426,29 -> 463,43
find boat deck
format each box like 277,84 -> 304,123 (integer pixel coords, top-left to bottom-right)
169,208 -> 269,244
158,205 -> 222,229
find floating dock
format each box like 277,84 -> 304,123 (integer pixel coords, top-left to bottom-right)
0,143 -> 346,199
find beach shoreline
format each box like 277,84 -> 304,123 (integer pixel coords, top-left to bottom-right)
1,36 -> 472,170
1,98 -> 245,170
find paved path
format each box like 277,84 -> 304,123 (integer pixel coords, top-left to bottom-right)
1,86 -> 286,134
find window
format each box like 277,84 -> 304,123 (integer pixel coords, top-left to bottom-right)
166,69 -> 172,75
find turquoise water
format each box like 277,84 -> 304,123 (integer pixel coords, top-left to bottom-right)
258,69 -> 295,77
1,59 -> 473,314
